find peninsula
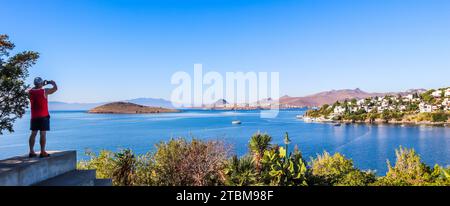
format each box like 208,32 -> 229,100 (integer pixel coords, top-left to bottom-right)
303,87 -> 450,125
88,102 -> 179,114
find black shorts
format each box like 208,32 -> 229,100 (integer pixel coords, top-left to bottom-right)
30,116 -> 50,131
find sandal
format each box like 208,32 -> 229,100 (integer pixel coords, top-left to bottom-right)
39,153 -> 51,158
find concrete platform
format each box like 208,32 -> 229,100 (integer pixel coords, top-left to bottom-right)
0,151 -> 77,186
34,170 -> 96,186
94,179 -> 113,186
0,150 -> 112,186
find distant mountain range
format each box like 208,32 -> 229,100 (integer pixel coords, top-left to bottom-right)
48,88 -> 427,110
279,88 -> 427,107
48,98 -> 174,111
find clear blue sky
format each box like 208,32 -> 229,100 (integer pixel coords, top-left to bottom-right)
2,0 -> 449,103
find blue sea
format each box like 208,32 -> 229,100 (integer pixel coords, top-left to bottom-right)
1,109 -> 449,175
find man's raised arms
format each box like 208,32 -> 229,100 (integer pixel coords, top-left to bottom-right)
45,80 -> 58,95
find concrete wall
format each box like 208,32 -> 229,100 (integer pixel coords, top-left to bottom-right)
0,151 -> 77,186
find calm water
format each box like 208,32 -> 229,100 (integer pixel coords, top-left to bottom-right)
1,109 -> 449,175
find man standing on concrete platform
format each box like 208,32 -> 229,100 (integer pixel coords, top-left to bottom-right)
28,77 -> 58,158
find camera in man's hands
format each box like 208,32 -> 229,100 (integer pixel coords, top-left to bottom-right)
43,80 -> 49,85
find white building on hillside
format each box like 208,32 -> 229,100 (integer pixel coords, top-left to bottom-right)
432,90 -> 443,98
443,98 -> 449,106
357,99 -> 365,106
399,105 -> 407,111
378,107 -> 386,113
406,94 -> 414,100
334,106 -> 346,114
419,103 -> 432,113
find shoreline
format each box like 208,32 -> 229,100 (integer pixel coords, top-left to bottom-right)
184,107 -> 306,111
302,117 -> 449,127
340,120 -> 449,127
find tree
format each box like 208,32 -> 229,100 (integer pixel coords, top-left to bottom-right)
420,90 -> 435,104
223,155 -> 258,186
381,110 -> 392,122
0,34 -> 39,134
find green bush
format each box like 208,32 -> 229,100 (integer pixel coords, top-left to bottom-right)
431,112 -> 448,122
112,149 -> 136,186
337,170 -> 376,186
309,152 -> 375,186
429,165 -> 450,186
78,138 -> 229,186
152,138 -> 228,186
78,150 -> 115,179
375,147 -> 433,186
78,134 -> 449,186
133,153 -> 156,186
78,149 -> 137,186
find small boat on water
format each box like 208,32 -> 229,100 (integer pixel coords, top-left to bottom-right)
296,115 -> 304,119
232,120 -> 242,125
334,123 -> 342,127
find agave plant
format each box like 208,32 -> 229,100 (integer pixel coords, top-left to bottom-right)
249,132 -> 272,173
261,146 -> 308,186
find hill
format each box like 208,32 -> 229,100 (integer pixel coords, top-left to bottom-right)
280,88 -> 426,107
88,102 -> 179,114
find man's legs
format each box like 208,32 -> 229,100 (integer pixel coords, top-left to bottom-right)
29,131 -> 38,155
39,131 -> 48,155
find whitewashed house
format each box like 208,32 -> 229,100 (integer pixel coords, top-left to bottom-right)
419,103 -> 432,113
432,90 -> 443,98
377,107 -> 386,113
333,106 -> 346,114
442,98 -> 449,106
362,106 -> 369,112
432,105 -> 439,111
445,89 -> 450,97
357,99 -> 365,106
406,94 -> 414,100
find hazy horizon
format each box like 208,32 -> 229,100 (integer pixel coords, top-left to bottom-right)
48,87 -> 441,104
3,0 -> 450,103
